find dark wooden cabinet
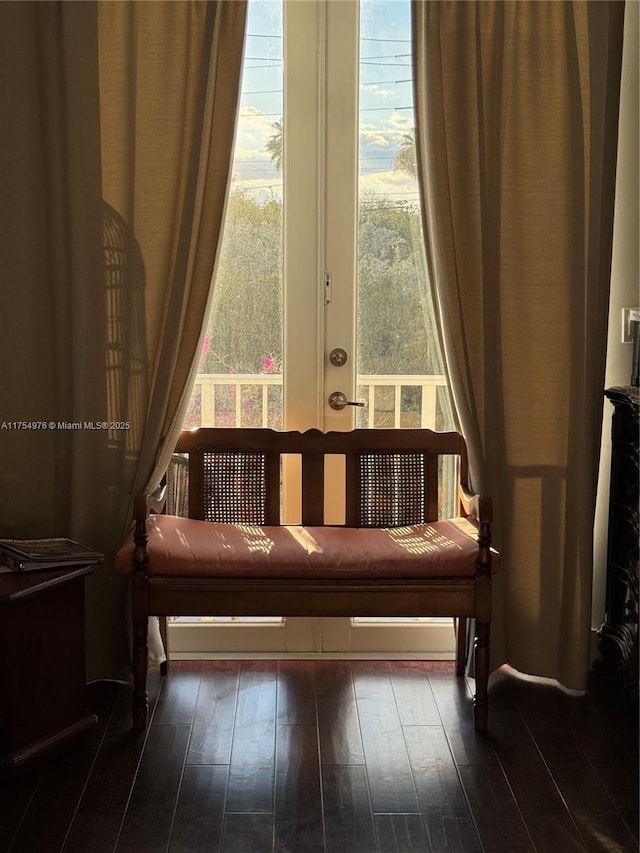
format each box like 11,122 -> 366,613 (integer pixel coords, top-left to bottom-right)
0,565 -> 98,781
596,387 -> 639,708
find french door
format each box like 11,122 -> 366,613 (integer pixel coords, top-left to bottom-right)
171,0 -> 455,657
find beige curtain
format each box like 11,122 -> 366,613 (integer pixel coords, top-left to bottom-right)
0,0 -> 246,677
412,0 -> 625,690
98,0 -> 247,502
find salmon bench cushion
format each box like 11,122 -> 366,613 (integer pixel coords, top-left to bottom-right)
115,514 -> 490,580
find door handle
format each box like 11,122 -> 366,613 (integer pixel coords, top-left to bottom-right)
328,391 -> 366,411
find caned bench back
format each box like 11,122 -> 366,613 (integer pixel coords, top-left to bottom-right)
173,428 -> 467,528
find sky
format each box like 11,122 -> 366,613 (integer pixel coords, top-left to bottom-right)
231,0 -> 418,204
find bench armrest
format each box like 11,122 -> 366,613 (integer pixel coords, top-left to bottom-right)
132,487 -> 167,576
133,486 -> 167,575
458,484 -> 493,526
134,485 -> 167,522
458,484 -> 494,582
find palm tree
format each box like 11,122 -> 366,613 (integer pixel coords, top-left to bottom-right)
266,118 -> 283,171
393,129 -> 417,179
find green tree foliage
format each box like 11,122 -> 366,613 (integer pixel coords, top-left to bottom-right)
200,187 -> 444,379
199,189 -> 283,374
357,192 -> 443,376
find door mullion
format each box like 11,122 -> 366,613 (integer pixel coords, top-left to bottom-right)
323,0 -> 360,433
283,0 -> 326,432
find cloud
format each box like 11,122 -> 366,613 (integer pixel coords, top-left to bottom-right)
359,126 -> 408,176
360,128 -> 395,150
389,112 -> 413,130
360,169 -> 417,200
235,105 -> 280,154
230,107 -> 281,192
233,147 -> 267,163
365,85 -> 395,99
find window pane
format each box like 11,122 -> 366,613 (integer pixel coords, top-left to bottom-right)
356,0 -> 453,436
184,0 -> 283,429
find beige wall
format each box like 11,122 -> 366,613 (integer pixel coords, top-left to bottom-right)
593,2 -> 639,633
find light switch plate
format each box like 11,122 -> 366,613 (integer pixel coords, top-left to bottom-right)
621,307 -> 640,343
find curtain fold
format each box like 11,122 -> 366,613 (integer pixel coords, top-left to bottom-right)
412,0 -> 625,689
0,0 -> 246,676
97,0 -> 247,506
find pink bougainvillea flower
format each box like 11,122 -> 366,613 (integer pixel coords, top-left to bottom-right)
262,356 -> 273,373
201,337 -> 211,354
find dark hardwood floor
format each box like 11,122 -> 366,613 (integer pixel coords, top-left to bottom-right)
1,660 -> 637,852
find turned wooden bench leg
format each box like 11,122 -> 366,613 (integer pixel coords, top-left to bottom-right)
473,619 -> 490,731
473,527 -> 492,732
455,617 -> 468,676
132,575 -> 149,731
159,615 -> 169,676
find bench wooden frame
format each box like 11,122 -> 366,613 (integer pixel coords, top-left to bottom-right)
127,428 -> 494,731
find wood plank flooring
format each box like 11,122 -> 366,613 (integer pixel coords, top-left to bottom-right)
1,661 -> 637,853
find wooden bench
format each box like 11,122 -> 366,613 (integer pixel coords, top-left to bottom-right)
116,427 -> 496,731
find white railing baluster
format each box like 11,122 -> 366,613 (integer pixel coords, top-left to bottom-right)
421,383 -> 437,430
235,384 -> 242,427
394,384 -> 402,428
201,380 -> 216,425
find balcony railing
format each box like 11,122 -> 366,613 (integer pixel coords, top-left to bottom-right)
185,373 -> 449,430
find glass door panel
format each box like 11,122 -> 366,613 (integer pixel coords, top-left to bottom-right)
184,0 -> 284,431
356,0 -> 452,434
